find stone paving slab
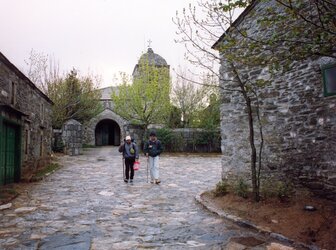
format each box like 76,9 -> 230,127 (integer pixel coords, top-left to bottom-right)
0,147 -> 291,249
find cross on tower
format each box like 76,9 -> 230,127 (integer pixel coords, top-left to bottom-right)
147,39 -> 152,48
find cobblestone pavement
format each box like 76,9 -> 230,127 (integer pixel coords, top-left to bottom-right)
0,147 -> 277,249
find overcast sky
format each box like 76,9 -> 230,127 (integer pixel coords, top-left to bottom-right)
0,0 -> 206,88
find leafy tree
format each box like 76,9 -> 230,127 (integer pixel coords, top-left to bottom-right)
111,60 -> 171,130
25,50 -> 103,128
48,69 -> 102,128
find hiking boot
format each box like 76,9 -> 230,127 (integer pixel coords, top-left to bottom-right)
130,179 -> 133,183
124,179 -> 128,183
155,179 -> 161,184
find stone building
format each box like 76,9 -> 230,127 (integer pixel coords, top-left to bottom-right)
0,52 -> 53,185
82,86 -> 126,146
83,48 -> 169,147
213,1 -> 336,199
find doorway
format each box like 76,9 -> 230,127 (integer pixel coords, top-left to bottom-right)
0,122 -> 20,185
95,119 -> 120,146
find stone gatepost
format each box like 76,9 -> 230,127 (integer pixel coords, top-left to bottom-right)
62,119 -> 82,156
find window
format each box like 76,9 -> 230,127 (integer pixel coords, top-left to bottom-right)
322,63 -> 336,96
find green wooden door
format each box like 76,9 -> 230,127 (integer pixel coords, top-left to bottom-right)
0,123 -> 19,185
0,124 -> 4,185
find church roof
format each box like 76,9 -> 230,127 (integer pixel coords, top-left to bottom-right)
132,48 -> 169,76
138,47 -> 168,66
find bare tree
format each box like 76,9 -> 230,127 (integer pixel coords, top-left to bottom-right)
171,68 -> 207,127
174,0 -> 335,201
173,1 -> 264,202
25,49 -> 61,94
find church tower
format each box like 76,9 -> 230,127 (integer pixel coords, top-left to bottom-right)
132,47 -> 170,79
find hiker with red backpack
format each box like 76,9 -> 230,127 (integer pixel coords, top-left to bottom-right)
119,135 -> 139,183
144,131 -> 163,184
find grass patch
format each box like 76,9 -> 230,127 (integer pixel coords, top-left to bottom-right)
83,144 -> 96,148
34,163 -> 61,178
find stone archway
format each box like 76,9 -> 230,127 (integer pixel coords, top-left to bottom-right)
95,119 -> 121,146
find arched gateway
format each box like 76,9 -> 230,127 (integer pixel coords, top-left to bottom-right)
95,119 -> 120,146
82,108 -> 127,147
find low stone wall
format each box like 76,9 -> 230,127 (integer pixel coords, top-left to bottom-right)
155,128 -> 221,153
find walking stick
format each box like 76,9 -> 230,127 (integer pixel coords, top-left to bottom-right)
122,157 -> 125,180
147,157 -> 149,183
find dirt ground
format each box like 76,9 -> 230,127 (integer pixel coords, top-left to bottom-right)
201,190 -> 336,250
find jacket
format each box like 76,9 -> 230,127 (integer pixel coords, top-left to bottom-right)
144,139 -> 163,157
119,142 -> 139,159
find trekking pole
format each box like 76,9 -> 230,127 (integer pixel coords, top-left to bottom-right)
122,157 -> 125,181
147,157 -> 149,183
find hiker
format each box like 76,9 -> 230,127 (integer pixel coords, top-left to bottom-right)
118,135 -> 139,183
144,131 -> 163,184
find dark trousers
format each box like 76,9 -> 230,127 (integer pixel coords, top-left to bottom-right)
125,158 -> 135,180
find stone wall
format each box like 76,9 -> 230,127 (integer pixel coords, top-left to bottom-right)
0,52 -> 53,181
62,119 -> 82,156
170,128 -> 221,153
217,1 -> 336,199
143,128 -> 221,153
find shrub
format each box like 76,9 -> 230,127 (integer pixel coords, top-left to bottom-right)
234,178 -> 249,198
276,181 -> 294,200
149,128 -> 184,152
261,178 -> 294,201
213,181 -> 230,197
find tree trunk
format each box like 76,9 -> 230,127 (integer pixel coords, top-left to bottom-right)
233,65 -> 260,202
243,93 -> 259,202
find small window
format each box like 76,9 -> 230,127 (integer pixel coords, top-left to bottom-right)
322,63 -> 336,96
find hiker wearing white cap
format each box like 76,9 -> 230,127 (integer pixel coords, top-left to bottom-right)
118,135 -> 139,183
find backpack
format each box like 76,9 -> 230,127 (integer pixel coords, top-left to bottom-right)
123,142 -> 136,155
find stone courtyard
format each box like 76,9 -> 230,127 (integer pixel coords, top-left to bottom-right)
0,147 -> 290,249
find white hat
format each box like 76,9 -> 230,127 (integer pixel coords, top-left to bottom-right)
125,135 -> 131,141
